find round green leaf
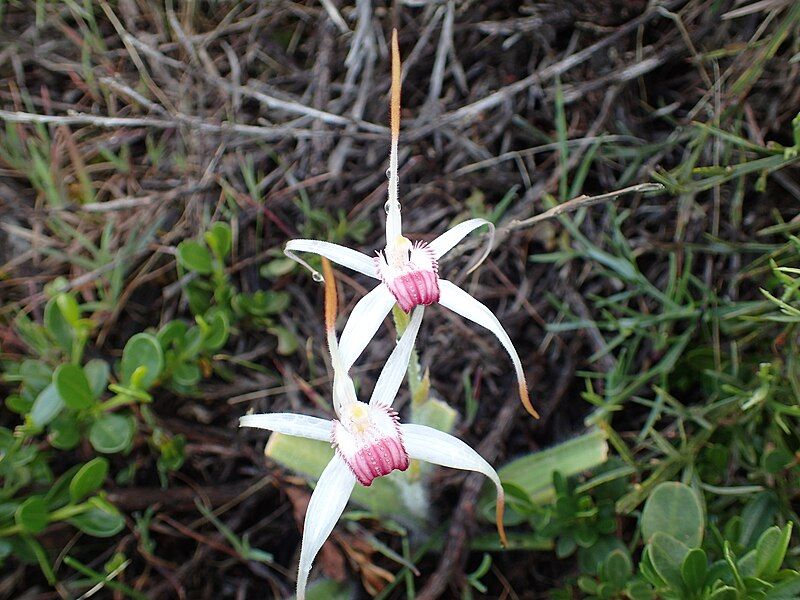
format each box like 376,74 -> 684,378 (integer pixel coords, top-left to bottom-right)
6,394 -> 33,415
641,482 -> 704,547
157,320 -> 188,348
69,502 -> 124,537
19,360 -> 52,392
681,547 -> 707,591
177,240 -> 213,274
89,414 -> 134,454
121,333 -> 164,390
259,257 -> 296,278
172,362 -> 201,387
48,414 -> 80,450
604,549 -> 633,588
54,363 -> 93,410
15,496 -> 48,534
204,222 -> 232,259
83,359 -> 110,399
30,384 -> 65,428
648,532 -> 690,591
69,458 -> 109,503
270,325 -> 299,356
202,310 -> 229,351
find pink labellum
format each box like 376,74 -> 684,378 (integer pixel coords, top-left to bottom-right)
376,241 -> 440,313
332,403 -> 409,486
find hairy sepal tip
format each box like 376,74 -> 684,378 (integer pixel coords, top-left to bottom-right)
390,28 -> 400,140
496,489 -> 508,548
519,381 -> 540,419
322,258 -> 337,332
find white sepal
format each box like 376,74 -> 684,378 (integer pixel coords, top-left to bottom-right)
339,284 -> 396,371
284,239 -> 378,280
438,279 -> 538,418
401,423 -> 507,545
296,455 -> 355,600
369,306 -> 425,407
401,423 -> 500,488
239,413 -> 333,441
428,218 -> 495,273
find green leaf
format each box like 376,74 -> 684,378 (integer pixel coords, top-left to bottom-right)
172,362 -> 201,387
641,482 -> 704,547
15,496 -> 48,534
739,492 -> 778,550
204,222 -> 232,259
69,458 -> 109,503
201,310 -> 229,351
492,429 -> 608,505
44,296 -> 74,352
19,360 -> 52,392
764,574 -> 800,599
648,532 -> 690,591
30,383 -> 65,428
83,359 -> 110,399
6,394 -> 33,414
708,586 -> 737,600
604,549 -> 633,588
625,580 -> 655,600
412,398 -> 457,433
89,413 -> 134,454
157,320 -> 188,348
121,333 -> 164,390
177,240 -> 213,274
681,548 -> 708,591
48,414 -> 80,450
54,363 -> 93,410
762,448 -> 793,474
270,325 -> 299,356
755,523 -> 792,577
55,293 -> 80,326
69,498 -> 124,537
260,257 -> 296,278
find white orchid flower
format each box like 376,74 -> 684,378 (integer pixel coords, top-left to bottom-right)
285,30 -> 538,419
240,259 -> 507,600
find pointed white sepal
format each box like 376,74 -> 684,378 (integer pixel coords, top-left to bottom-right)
239,413 -> 333,441
296,455 -> 356,600
428,218 -> 495,272
339,284 -> 397,371
369,306 -> 425,407
437,279 -> 538,418
401,423 -> 507,546
284,239 -> 378,280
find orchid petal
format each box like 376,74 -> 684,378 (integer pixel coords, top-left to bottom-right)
339,284 -> 396,371
369,306 -> 425,407
401,423 -> 507,546
239,413 -> 333,441
285,239 -> 378,280
438,279 -> 539,418
296,455 -> 355,600
428,218 -> 495,273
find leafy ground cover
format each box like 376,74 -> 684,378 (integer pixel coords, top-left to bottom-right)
1,1 -> 799,598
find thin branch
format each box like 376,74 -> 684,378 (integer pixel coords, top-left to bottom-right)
507,183 -> 665,230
